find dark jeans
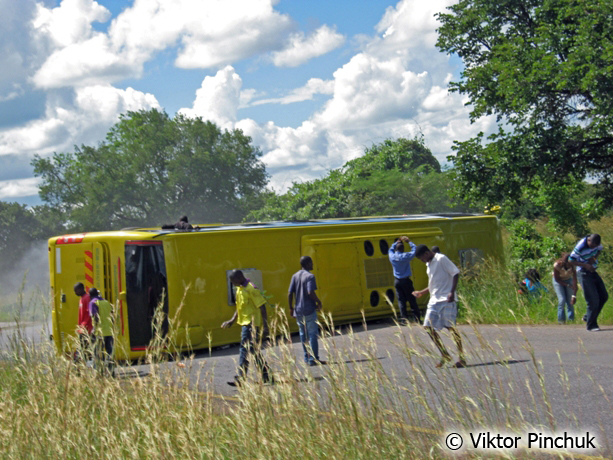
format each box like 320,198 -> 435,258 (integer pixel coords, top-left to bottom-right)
74,333 -> 94,363
94,336 -> 114,375
238,324 -> 270,381
394,277 -> 421,321
578,271 -> 608,330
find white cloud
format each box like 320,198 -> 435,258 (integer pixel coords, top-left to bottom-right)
252,78 -> 334,106
178,66 -> 242,129
0,177 -> 40,199
271,25 -> 345,67
0,85 -> 159,156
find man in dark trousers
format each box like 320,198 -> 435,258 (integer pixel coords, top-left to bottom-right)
570,233 -> 608,331
388,235 -> 421,322
288,256 -> 324,366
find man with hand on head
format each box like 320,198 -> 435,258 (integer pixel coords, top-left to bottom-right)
412,244 -> 466,368
289,256 -> 324,366
388,235 -> 421,322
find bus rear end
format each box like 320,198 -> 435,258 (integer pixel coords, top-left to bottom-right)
49,234 -> 113,356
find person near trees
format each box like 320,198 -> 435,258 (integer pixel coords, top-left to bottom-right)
388,235 -> 421,322
88,288 -> 115,375
570,234 -> 608,332
288,256 -> 324,366
221,270 -> 271,386
73,282 -> 92,363
412,244 -> 465,368
552,253 -> 578,324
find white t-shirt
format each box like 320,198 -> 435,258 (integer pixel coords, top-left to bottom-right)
426,253 -> 460,305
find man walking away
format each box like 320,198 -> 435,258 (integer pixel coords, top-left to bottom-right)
73,282 -> 92,364
89,288 -> 115,376
221,270 -> 271,386
570,234 -> 608,331
388,236 -> 421,322
288,256 -> 324,366
412,244 -> 465,368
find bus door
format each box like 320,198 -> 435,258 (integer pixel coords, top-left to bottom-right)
124,241 -> 168,351
302,237 -> 363,314
51,236 -> 111,354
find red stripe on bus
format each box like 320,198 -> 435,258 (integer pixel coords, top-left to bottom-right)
131,346 -> 147,351
84,261 -> 93,271
118,257 -> 124,336
125,241 -> 163,246
85,251 -> 93,258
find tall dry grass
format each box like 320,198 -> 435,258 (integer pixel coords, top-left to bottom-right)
1,304 -> 610,459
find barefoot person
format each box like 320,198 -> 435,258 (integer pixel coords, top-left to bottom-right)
412,244 -> 465,368
222,270 -> 271,386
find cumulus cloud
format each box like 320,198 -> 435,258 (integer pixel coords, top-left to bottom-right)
178,66 -> 242,129
0,85 -> 159,156
0,177 -> 40,200
271,25 -> 345,67
32,0 -> 295,88
251,78 -> 334,106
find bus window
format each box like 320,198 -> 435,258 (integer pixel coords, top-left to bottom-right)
125,242 -> 168,350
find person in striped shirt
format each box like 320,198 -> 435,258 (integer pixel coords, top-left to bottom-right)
570,234 -> 608,331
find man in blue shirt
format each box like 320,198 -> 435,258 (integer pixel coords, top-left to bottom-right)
388,235 -> 421,322
288,256 -> 324,366
570,233 -> 608,331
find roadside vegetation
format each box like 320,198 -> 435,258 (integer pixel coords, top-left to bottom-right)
2,309 -> 610,459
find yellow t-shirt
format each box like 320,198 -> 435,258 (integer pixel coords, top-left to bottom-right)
235,282 -> 267,327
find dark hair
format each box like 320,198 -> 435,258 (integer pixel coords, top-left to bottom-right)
229,270 -> 244,281
74,282 -> 85,290
89,287 -> 99,298
524,269 -> 541,283
589,233 -> 601,245
300,256 -> 312,268
431,246 -> 440,254
180,215 -> 189,223
414,244 -> 429,258
556,252 -> 571,267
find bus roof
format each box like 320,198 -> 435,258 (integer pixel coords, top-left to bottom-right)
131,213 -> 489,236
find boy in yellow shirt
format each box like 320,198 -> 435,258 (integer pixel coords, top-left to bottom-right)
221,270 -> 271,386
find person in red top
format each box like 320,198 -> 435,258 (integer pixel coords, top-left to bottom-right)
74,282 -> 92,363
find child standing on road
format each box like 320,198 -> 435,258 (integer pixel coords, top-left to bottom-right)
222,270 -> 271,386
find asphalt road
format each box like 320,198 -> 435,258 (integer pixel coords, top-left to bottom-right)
3,319 -> 611,456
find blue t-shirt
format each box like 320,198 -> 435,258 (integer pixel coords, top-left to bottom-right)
288,269 -> 317,317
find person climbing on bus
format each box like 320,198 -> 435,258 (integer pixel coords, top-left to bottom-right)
73,282 -> 92,364
288,256 -> 324,366
88,288 -> 115,376
388,235 -> 421,323
222,270 -> 271,386
162,215 -> 194,230
412,244 -> 466,368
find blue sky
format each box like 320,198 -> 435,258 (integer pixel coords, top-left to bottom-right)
0,0 -> 494,206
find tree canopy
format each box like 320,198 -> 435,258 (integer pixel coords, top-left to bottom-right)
436,0 -> 613,233
32,109 -> 268,230
248,137 -> 470,221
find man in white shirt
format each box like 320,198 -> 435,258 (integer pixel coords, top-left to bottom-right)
412,244 -> 466,368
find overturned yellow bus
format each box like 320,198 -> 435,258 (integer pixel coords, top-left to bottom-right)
48,214 -> 503,360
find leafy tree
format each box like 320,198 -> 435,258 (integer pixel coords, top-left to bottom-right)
32,109 -> 268,230
248,137 -> 471,221
436,0 -> 613,234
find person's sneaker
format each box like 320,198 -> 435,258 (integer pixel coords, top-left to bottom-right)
583,314 -> 588,322
588,327 -> 600,332
227,376 -> 243,387
452,359 -> 467,369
